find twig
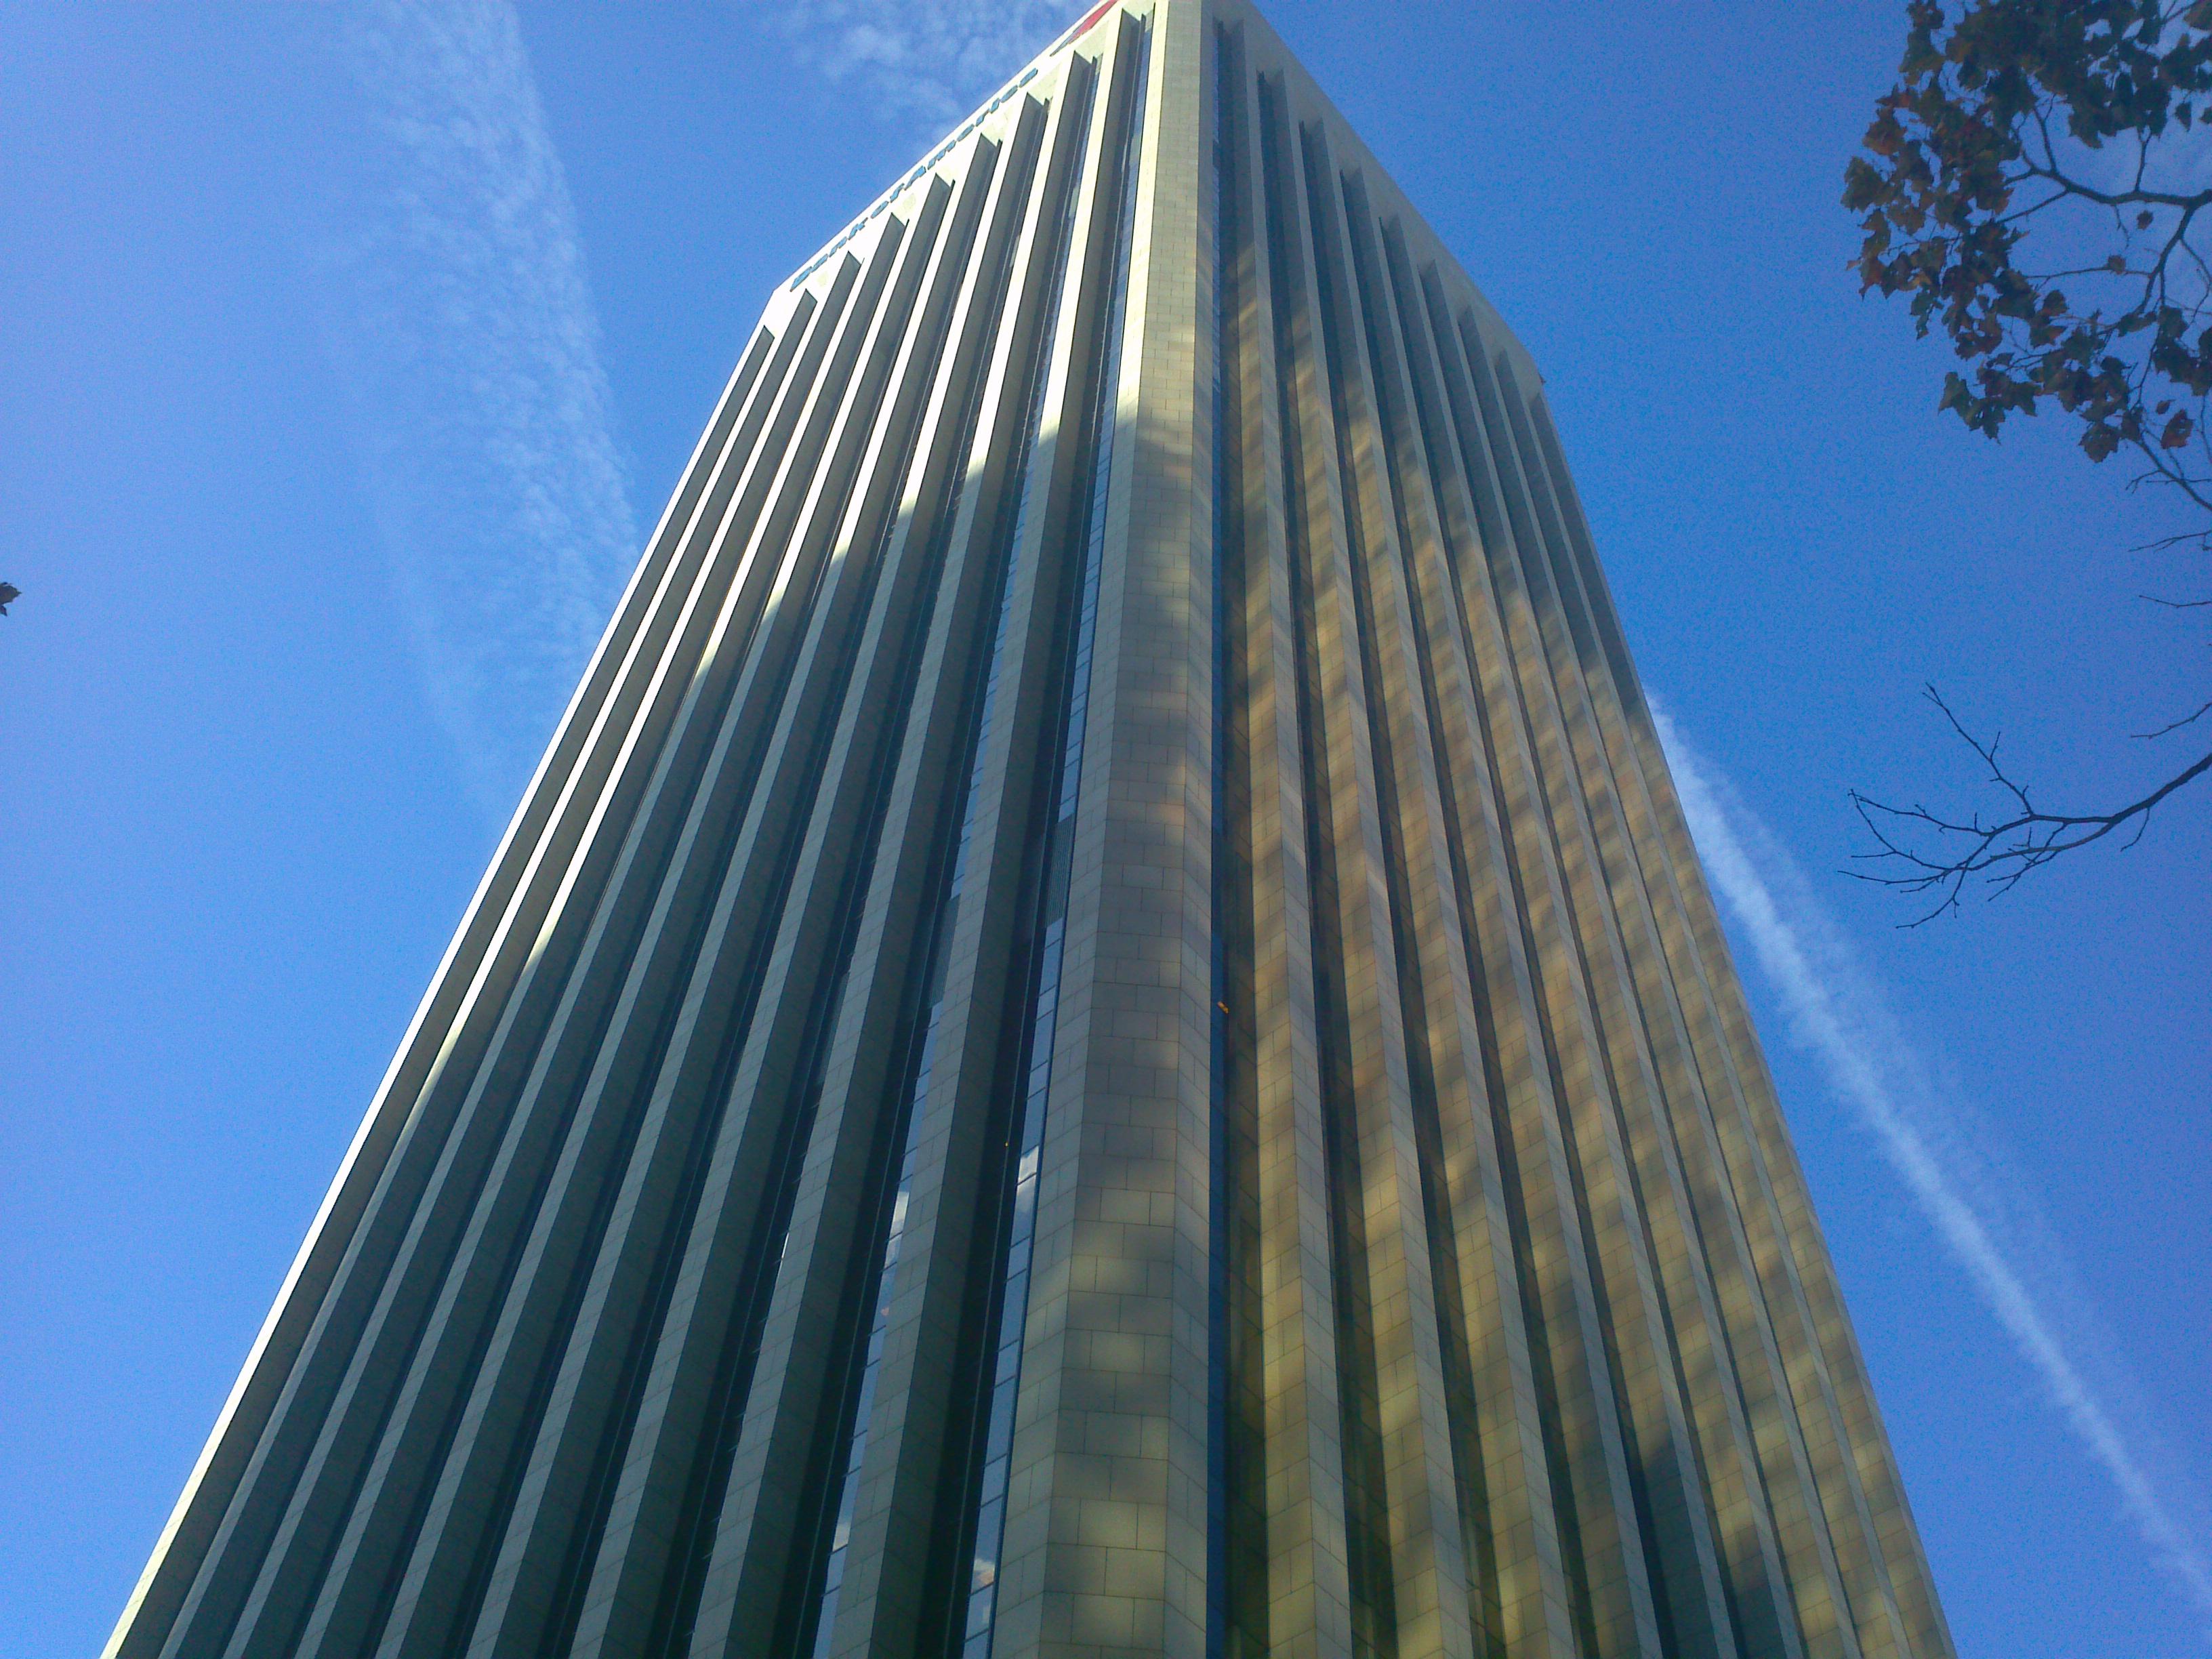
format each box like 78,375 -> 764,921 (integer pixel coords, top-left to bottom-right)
2134,697 -> 2212,739
1847,687 -> 2212,924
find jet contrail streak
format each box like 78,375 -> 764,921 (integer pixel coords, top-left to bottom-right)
1653,704 -> 2212,1641
318,0 -> 638,821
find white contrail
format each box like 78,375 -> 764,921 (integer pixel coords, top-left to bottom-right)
745,0 -> 1072,127
314,0 -> 637,821
1652,704 -> 2212,1639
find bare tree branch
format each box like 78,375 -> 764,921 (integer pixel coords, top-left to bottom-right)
1848,688 -> 2212,923
2133,696 -> 2212,736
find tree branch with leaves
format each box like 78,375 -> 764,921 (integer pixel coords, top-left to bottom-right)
1845,0 -> 2212,918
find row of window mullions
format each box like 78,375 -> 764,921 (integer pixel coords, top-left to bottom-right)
773,84 -> 1094,1659
794,43 -> 1113,1659
954,20 -> 1153,1659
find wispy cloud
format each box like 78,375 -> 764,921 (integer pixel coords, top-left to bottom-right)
746,0 -> 1074,128
314,0 -> 637,822
1652,705 -> 2212,1641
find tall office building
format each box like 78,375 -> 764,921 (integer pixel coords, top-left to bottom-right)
108,4 -> 1955,1658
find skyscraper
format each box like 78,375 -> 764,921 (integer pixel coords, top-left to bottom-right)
107,4 -> 1956,1658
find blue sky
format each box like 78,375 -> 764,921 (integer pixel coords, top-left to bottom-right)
2,3 -> 2206,1655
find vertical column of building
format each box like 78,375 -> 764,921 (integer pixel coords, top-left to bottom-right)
1260,58 -> 1489,1659
1486,368 -> 1873,1659
1361,220 -> 1665,1659
1513,391 -> 1913,1659
1441,300 -> 1759,1659
537,235 -> 954,1659
1215,21 -> 1357,1659
928,51 -> 1131,1659
1300,129 -> 1556,1659
801,63 -> 1096,1659
531,143 -> 1034,1659
1465,320 -> 1812,1659
497,98 -> 1051,1659
365,190 -> 938,1659
1519,396 -> 1956,1659
111,304 -> 805,1659
100,304 -> 796,1659
1326,167 -> 1580,1659
664,126 -> 1035,1659
432,272 -> 848,1659
427,247 -> 900,1659
323,159 -> 973,1659
1204,20 -> 1269,1659
615,115 -> 1073,1659
151,241 -> 876,1659
880,26 -> 1143,1659
987,9 -> 1214,1658
1400,263 -> 1672,1659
